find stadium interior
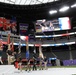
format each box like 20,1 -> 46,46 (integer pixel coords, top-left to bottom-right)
0,0 -> 76,67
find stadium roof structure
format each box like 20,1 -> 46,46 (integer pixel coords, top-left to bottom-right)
0,0 -> 75,22
0,0 -> 76,35
0,0 -> 58,5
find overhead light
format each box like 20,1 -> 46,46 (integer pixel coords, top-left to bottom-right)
59,6 -> 70,12
71,3 -> 76,8
49,10 -> 57,14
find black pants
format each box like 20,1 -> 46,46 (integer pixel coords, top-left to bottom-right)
33,64 -> 37,70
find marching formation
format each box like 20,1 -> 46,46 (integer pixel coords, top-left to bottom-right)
0,33 -> 48,72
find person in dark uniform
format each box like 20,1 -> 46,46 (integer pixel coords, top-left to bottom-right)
44,56 -> 48,70
0,48 -> 3,65
6,49 -> 13,65
39,57 -> 44,70
17,51 -> 21,61
0,40 -> 3,65
18,58 -> 22,72
32,57 -> 37,71
13,52 -> 18,61
36,57 -> 40,68
25,58 -> 31,71
13,52 -> 18,65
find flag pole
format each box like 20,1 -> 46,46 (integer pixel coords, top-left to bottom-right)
7,32 -> 11,49
25,36 -> 29,59
39,43 -> 44,59
11,38 -> 14,52
7,32 -> 11,65
33,32 -> 37,58
18,36 -> 21,60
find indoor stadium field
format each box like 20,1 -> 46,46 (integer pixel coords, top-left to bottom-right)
0,0 -> 76,75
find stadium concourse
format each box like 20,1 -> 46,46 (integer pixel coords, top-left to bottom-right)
0,65 -> 76,75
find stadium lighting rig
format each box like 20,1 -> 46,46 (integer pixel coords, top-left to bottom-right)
71,3 -> 76,8
59,6 -> 70,12
49,10 -> 57,14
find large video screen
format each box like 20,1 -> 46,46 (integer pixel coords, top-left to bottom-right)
35,17 -> 71,32
0,17 -> 17,34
